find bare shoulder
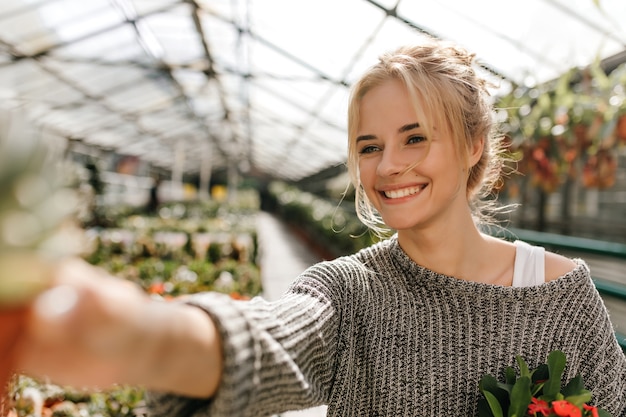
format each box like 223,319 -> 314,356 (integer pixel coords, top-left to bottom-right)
544,251 -> 577,282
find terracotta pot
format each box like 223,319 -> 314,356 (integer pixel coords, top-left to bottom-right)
0,253 -> 49,407
0,305 -> 27,403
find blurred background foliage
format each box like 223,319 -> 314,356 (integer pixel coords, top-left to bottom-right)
495,59 -> 626,233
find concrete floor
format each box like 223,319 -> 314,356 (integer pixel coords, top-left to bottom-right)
256,211 -> 328,417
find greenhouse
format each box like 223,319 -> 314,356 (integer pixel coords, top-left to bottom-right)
1,1 -> 626,416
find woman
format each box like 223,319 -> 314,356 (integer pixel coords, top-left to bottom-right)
14,39 -> 626,416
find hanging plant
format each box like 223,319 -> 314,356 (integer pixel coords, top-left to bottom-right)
496,58 -> 626,194
582,148 -> 618,189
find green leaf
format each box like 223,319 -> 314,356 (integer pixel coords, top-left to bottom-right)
561,374 -> 585,397
480,374 -> 509,416
483,391 -> 504,417
497,382 -> 514,395
478,398 -> 497,417
532,363 -> 549,383
504,367 -> 516,385
516,355 -> 530,378
543,350 -> 567,399
480,374 -> 501,393
531,363 -> 549,396
597,408 -> 613,417
565,392 -> 593,407
507,376 -> 532,417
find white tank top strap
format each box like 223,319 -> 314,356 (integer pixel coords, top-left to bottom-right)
512,240 -> 546,287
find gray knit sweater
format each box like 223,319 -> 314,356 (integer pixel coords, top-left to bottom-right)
147,236 -> 626,416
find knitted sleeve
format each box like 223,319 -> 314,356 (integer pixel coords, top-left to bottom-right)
145,261 -> 343,417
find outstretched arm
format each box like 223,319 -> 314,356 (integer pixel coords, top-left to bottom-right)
14,257 -> 223,398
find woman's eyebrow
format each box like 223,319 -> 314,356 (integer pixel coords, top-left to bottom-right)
356,134 -> 376,142
357,123 -> 421,142
399,122 -> 420,133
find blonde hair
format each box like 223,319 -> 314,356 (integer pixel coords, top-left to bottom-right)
347,38 -> 505,235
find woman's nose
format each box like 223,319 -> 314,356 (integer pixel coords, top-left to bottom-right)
376,147 -> 407,177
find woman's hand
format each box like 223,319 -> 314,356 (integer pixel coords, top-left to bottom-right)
15,258 -> 151,389
14,258 -> 223,397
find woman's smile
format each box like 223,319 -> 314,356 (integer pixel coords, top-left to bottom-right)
379,184 -> 427,200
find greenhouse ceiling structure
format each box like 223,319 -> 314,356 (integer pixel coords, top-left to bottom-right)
1,0 -> 625,182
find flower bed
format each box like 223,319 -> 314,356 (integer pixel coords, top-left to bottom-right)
3,199 -> 263,417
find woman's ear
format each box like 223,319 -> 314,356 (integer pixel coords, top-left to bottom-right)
468,136 -> 484,168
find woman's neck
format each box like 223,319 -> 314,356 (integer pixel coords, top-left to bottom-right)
396,214 -> 503,282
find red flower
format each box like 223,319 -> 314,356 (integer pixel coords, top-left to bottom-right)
527,397 -> 551,416
583,404 -> 599,417
229,291 -> 250,300
148,282 -> 166,295
552,400 -> 582,417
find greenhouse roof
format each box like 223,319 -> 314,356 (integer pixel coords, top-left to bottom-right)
1,0 -> 625,181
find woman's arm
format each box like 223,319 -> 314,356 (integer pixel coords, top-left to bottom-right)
15,258 -> 223,398
16,257 -> 342,416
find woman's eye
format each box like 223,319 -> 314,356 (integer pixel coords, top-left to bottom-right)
358,145 -> 380,154
407,135 -> 426,144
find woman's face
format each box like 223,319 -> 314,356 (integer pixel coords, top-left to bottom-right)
356,78 -> 472,231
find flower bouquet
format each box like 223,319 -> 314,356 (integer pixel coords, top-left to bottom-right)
478,350 -> 612,417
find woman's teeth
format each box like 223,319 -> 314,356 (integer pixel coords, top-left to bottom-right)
383,186 -> 423,199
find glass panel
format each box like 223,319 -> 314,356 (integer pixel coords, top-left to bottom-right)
104,79 -> 176,113
130,0 -> 181,15
52,24 -> 149,63
0,0 -> 624,181
249,0 -> 384,79
143,4 -> 205,64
